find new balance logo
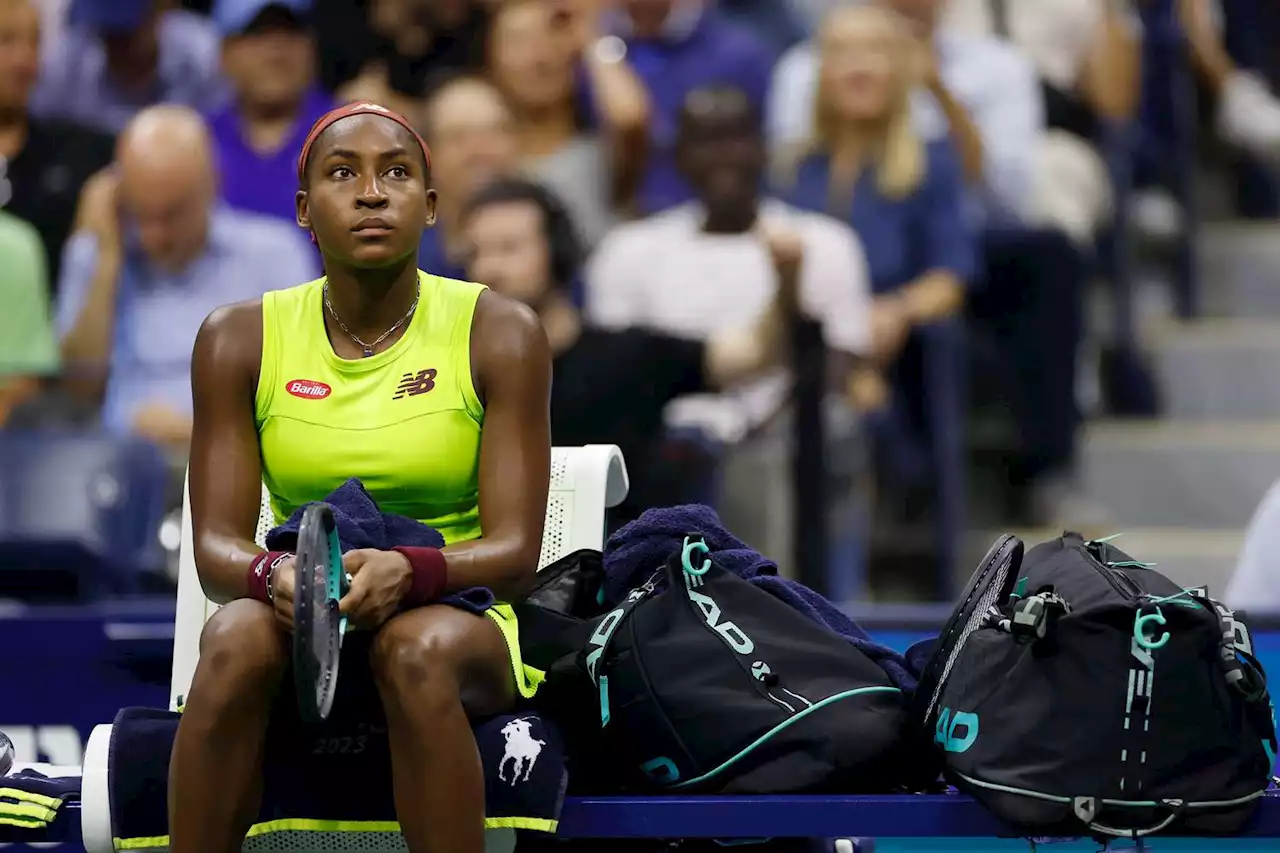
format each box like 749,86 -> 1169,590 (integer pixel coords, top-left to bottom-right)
393,368 -> 437,400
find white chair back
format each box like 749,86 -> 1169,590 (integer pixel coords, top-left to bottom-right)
169,445 -> 628,711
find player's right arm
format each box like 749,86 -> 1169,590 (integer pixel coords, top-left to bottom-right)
189,300 -> 273,605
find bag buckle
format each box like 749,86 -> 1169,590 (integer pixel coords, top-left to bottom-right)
1010,592 -> 1071,643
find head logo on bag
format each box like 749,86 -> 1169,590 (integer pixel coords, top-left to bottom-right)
572,532 -> 906,794
682,539 -> 757,655
934,707 -> 979,754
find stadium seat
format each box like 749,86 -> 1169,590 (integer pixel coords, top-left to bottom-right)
0,431 -> 170,598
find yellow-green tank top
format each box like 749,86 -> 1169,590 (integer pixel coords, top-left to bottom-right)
256,271 -> 487,543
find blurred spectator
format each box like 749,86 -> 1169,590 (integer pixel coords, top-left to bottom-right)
776,5 -> 973,434
317,0 -> 487,116
0,0 -> 113,291
943,0 -> 1143,244
1177,0 -> 1280,165
487,0 -> 648,247
208,0 -> 333,222
0,209 -> 57,424
54,106 -> 315,451
769,0 -> 1045,225
607,0 -> 776,214
463,177 -> 800,519
585,85 -> 871,435
30,0 -> 223,134
418,75 -> 517,279
773,1 -> 1095,523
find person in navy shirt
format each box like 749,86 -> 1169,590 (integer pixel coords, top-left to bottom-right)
776,5 -> 975,527
777,6 -> 974,405
206,0 -> 333,222
608,0 -> 776,214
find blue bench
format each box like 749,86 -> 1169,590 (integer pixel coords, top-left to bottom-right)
6,781 -> 1280,848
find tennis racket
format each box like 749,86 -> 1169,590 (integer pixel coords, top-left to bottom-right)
912,533 -> 1022,734
293,503 -> 351,723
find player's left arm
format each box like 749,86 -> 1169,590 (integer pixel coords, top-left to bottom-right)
442,289 -> 552,601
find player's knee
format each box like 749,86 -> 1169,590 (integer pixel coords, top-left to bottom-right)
368,610 -> 464,706
194,599 -> 287,701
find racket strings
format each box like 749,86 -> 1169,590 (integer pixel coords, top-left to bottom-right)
923,550 -> 1014,725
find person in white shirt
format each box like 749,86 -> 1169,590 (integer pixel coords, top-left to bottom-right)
768,0 -> 1044,226
587,83 -> 872,426
585,84 -> 873,558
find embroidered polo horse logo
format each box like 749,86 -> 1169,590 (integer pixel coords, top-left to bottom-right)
498,717 -> 545,785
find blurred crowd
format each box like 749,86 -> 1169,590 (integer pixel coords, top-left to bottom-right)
1,0 -> 1279,597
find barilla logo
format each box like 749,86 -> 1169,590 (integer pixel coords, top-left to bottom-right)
286,379 -> 332,400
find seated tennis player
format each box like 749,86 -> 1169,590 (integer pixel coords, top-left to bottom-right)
169,102 -> 552,853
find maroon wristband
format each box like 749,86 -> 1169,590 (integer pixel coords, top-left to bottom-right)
392,546 -> 448,606
247,551 -> 292,604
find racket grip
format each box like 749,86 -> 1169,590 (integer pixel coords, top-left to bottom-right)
392,546 -> 448,606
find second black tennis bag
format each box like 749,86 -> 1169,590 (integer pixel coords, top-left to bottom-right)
923,531 -> 1277,838
577,533 -> 908,794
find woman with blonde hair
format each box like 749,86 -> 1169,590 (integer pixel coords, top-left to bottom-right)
782,4 -> 974,378
779,4 -> 976,532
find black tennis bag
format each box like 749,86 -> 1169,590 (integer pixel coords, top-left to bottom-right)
546,534 -> 908,794
922,531 -> 1277,838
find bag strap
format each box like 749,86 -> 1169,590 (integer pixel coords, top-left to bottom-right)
1185,589 -> 1269,703
985,590 -> 1071,644
1079,797 -> 1185,838
590,534 -> 715,727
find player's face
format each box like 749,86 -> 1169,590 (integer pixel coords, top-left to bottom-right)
297,115 -> 435,269
464,200 -> 554,305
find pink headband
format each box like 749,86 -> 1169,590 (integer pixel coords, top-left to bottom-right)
297,102 -> 432,183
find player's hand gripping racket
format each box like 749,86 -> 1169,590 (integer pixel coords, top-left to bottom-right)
293,503 -> 351,723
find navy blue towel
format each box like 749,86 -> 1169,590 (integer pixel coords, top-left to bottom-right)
602,504 -> 920,694
265,478 -> 493,615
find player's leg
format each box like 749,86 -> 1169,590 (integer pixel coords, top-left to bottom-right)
369,605 -> 516,853
169,600 -> 289,853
